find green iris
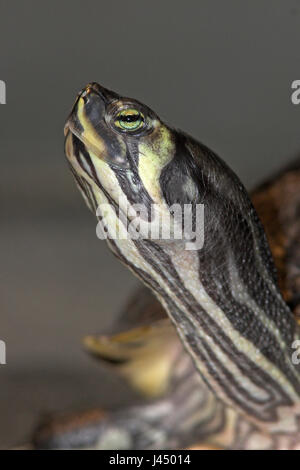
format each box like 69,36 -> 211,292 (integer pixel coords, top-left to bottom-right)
115,109 -> 145,131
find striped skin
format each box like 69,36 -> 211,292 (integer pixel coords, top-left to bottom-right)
33,287 -> 300,450
80,288 -> 273,450
64,83 -> 300,444
32,286 -> 230,450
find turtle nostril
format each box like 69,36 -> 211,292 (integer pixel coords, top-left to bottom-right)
82,83 -> 96,97
87,82 -> 100,90
80,82 -> 120,104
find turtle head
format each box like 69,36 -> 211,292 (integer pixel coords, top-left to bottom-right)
64,82 -> 176,205
64,82 -> 198,244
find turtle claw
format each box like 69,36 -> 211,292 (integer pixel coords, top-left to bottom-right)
32,409 -> 109,449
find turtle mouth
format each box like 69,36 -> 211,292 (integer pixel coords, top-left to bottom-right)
64,84 -> 101,141
64,82 -> 119,138
64,82 -> 123,167
64,83 -> 135,177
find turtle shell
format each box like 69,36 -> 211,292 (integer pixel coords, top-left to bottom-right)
252,157 -> 300,323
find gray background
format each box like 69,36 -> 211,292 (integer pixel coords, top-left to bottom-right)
1,0 -> 300,448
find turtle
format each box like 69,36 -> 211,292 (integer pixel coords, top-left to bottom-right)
33,82 -> 300,450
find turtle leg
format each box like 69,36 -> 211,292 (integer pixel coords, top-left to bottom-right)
32,349 -> 227,449
32,287 -> 228,449
32,287 -> 283,450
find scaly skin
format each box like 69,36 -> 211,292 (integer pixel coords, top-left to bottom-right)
34,84 -> 300,449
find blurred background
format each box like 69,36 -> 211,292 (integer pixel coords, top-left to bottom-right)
1,0 -> 300,448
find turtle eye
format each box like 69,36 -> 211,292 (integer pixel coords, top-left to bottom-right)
114,108 -> 145,132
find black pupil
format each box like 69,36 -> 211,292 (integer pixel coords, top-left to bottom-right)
120,113 -> 141,122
